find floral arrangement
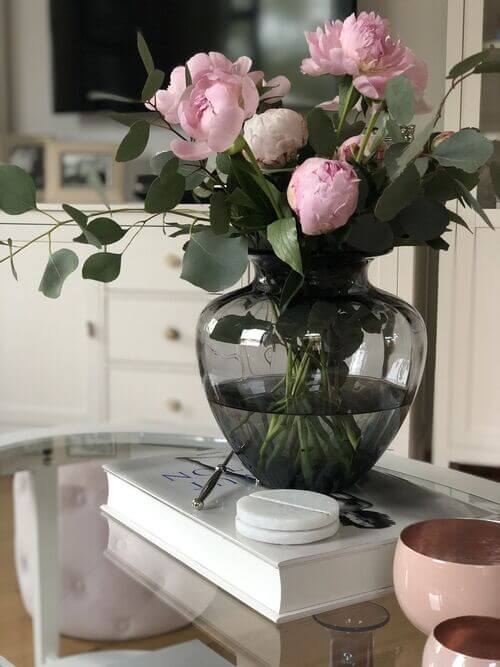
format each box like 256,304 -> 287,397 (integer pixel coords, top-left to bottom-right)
1,12 -> 499,492
0,11 -> 498,299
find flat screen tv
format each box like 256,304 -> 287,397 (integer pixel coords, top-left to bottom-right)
50,0 -> 356,113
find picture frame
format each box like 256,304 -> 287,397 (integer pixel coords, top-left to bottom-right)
45,141 -> 125,204
5,134 -> 53,201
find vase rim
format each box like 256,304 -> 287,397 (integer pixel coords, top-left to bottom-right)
248,248 -> 392,261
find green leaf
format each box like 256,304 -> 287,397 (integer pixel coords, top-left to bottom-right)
490,161 -> 500,198
454,178 -> 494,228
267,217 -> 303,274
414,157 -> 429,177
116,121 -> 150,162
82,252 -> 122,283
395,197 -> 449,241
384,143 -> 407,179
137,32 -> 154,73
227,187 -> 258,211
423,168 -> 479,201
145,176 -> 185,213
432,129 -> 493,173
337,76 -> 361,124
0,164 -> 36,214
473,47 -> 500,73
39,249 -> 79,298
74,217 -> 127,245
386,118 -> 404,143
447,209 -> 472,233
210,313 -> 273,344
62,203 -> 102,248
210,191 -> 231,235
386,75 -> 415,125
216,152 -> 232,175
427,236 -> 449,251
347,215 -> 394,253
181,230 -> 248,292
279,270 -> 304,311
142,69 -> 165,103
375,165 -> 421,221
447,49 -> 488,79
230,154 -> 275,217
7,238 -> 18,280
307,108 -> 336,157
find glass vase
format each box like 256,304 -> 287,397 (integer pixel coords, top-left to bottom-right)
197,251 -> 426,492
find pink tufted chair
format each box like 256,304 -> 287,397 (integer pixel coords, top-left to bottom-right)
13,461 -> 187,641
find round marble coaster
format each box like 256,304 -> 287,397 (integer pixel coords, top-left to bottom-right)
235,516 -> 340,545
236,489 -> 339,531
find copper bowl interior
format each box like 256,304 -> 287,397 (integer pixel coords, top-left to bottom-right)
400,519 -> 500,565
434,616 -> 500,660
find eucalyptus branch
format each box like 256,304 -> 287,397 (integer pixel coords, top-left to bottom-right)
355,104 -> 382,163
433,70 -> 475,127
0,221 -> 66,264
120,214 -> 159,254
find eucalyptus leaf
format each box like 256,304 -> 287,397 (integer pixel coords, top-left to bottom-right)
267,217 -> 303,274
180,230 -> 248,292
137,32 -> 154,73
216,152 -> 232,175
395,197 -> 449,241
74,218 -> 127,245
432,129 -> 493,172
39,249 -> 79,298
142,69 -> 165,103
447,209 -> 472,233
427,237 -> 449,251
386,118 -> 404,143
62,204 -> 101,248
414,157 -> 429,177
447,49 -> 488,79
307,108 -> 337,156
227,187 -> 258,210
82,252 -> 122,283
0,164 -> 36,214
177,160 -> 207,190
110,111 -> 162,127
384,143 -> 407,179
210,191 -> 231,235
375,164 -> 421,221
210,313 -> 273,344
88,91 -> 140,104
116,121 -> 150,162
454,178 -> 494,228
386,76 -> 415,125
473,47 -> 500,73
145,173 -> 185,213
347,215 -> 394,253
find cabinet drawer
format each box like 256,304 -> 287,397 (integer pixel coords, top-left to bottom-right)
108,296 -> 208,364
109,368 -> 219,434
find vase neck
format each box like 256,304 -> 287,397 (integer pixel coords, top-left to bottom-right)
250,253 -> 373,296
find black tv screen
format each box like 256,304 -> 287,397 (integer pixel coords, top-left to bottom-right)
50,0 -> 356,113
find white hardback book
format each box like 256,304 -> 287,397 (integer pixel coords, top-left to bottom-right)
102,451 -> 489,623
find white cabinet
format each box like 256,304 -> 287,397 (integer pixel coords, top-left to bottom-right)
0,206 -> 416,452
433,0 -> 500,467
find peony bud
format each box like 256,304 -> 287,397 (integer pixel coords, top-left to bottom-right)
430,131 -> 454,150
337,133 -> 386,162
287,158 -> 359,236
243,108 -> 307,167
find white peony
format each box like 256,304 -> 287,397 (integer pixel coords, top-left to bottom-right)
243,108 -> 308,167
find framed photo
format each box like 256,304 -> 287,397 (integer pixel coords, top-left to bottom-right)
46,141 -> 125,204
6,135 -> 52,201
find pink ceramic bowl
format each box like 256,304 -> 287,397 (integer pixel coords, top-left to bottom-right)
393,518 -> 500,634
422,616 -> 500,666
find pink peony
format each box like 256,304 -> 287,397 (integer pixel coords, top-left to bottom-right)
243,108 -> 307,167
337,133 -> 386,162
170,53 -> 259,160
301,12 -> 429,111
147,66 -> 186,124
287,158 -> 359,236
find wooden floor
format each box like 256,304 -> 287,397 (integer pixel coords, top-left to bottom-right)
0,476 -> 232,667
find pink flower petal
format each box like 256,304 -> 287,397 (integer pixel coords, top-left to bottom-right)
260,75 -> 291,101
170,138 -> 212,161
186,53 -> 212,83
207,106 -> 245,152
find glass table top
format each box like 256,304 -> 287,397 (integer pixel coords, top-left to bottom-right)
1,428 -> 499,666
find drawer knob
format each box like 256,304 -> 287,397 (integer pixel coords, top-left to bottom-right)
165,253 -> 181,268
167,399 -> 182,413
165,326 -> 180,341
